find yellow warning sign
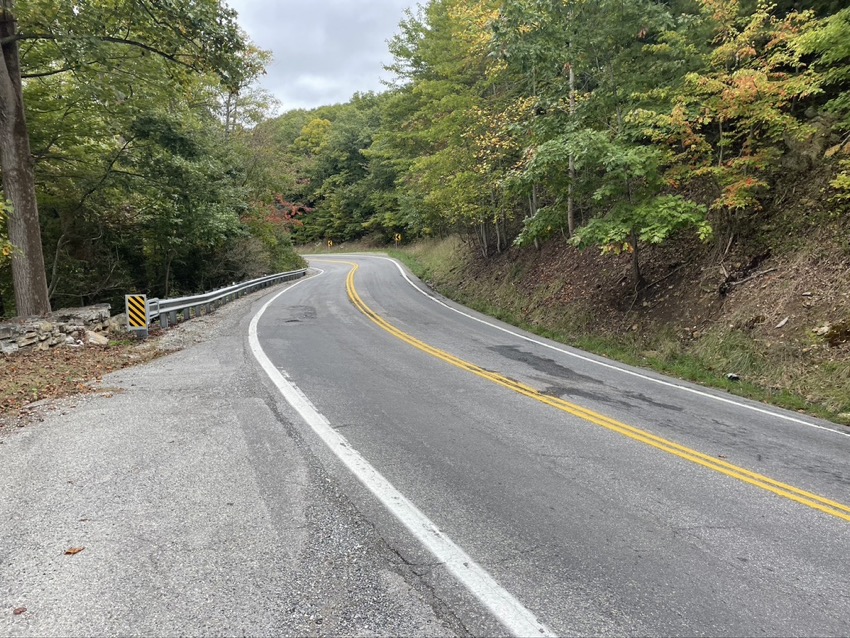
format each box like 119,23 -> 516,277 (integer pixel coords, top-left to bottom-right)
394,233 -> 402,245
327,239 -> 334,248
125,294 -> 148,330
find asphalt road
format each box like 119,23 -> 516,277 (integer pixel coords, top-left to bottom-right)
255,254 -> 850,636
0,284 -> 455,637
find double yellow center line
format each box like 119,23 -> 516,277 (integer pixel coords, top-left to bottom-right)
339,261 -> 850,523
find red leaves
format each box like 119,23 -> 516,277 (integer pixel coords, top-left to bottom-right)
64,547 -> 85,556
13,607 -> 26,616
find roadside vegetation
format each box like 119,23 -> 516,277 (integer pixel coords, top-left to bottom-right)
274,0 -> 850,425
0,0 -> 304,319
3,0 -> 849,425
391,237 -> 850,425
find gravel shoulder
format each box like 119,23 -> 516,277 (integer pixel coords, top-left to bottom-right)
0,280 -> 456,637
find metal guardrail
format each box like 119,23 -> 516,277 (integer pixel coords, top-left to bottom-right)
146,268 -> 307,329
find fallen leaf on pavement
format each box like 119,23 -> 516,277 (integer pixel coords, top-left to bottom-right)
64,547 -> 85,555
13,607 -> 26,615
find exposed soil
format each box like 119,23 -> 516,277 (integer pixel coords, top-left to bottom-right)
402,181 -> 850,422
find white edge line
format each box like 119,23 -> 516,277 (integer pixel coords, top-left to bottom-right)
248,269 -> 554,638
319,254 -> 849,440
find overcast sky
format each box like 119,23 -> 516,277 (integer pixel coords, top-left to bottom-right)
226,0 -> 415,112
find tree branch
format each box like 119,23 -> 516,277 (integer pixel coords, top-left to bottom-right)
4,33 -> 198,71
72,137 -> 136,215
21,66 -> 71,78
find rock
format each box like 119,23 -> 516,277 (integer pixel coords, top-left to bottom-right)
775,317 -> 789,329
813,325 -> 831,336
16,334 -> 39,348
108,313 -> 128,334
85,330 -> 109,346
52,304 -> 111,326
1,342 -> 19,355
825,321 -> 850,347
802,291 -> 813,297
726,373 -> 741,382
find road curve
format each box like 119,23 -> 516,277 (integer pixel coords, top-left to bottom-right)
256,254 -> 850,636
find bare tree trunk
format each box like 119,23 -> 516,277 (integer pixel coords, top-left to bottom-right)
630,228 -> 643,290
499,213 -> 508,250
47,230 -> 67,298
478,222 -> 489,258
0,1 -> 51,317
224,90 -> 239,140
567,11 -> 577,238
164,252 -> 174,298
224,92 -> 233,137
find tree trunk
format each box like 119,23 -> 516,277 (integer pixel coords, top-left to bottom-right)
0,2 -> 50,317
630,228 -> 644,290
224,90 -> 238,140
567,35 -> 576,237
477,222 -> 489,259
164,251 -> 173,298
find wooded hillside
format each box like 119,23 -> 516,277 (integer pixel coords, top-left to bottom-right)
245,0 -> 850,420
3,0 -> 849,327
258,0 -> 849,284
0,0 -> 303,318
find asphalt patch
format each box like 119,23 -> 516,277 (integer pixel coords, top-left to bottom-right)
490,345 -> 603,385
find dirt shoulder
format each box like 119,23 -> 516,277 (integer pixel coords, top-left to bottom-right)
0,291 -> 264,434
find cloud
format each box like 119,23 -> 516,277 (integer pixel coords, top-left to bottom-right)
227,0 -> 414,111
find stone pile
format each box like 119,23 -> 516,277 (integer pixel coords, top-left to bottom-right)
0,304 -> 116,355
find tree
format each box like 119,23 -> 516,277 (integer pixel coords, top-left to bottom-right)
0,0 -> 251,316
568,140 -> 711,288
1,0 -> 46,316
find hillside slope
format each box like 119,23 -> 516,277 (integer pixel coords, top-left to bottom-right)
396,199 -> 850,425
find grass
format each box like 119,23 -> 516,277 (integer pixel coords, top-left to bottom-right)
391,239 -> 850,426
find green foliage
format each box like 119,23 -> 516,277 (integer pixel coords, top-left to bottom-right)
0,0 -> 304,310
244,0 -> 844,288
572,195 -> 711,253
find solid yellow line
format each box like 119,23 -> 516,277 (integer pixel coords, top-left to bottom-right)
329,260 -> 850,523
